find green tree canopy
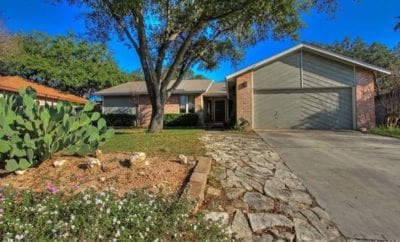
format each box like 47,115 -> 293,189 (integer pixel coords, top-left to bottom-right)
309,37 -> 400,69
0,32 -> 130,96
61,0 -> 337,132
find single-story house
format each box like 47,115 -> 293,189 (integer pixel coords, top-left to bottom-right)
96,43 -> 391,130
0,76 -> 87,105
96,79 -> 227,126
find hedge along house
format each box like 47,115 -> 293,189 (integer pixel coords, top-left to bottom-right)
0,76 -> 87,106
226,44 -> 391,130
96,79 -> 228,126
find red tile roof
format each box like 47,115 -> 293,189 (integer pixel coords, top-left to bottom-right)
0,76 -> 87,104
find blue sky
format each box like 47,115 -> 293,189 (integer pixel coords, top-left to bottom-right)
0,0 -> 399,81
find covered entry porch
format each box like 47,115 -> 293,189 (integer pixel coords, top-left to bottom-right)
203,95 -> 228,126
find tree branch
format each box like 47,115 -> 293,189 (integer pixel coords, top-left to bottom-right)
102,0 -> 140,53
160,23 -> 203,92
166,56 -> 197,97
155,0 -> 172,81
130,6 -> 157,84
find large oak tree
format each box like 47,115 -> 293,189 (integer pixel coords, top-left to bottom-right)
61,0 -> 336,132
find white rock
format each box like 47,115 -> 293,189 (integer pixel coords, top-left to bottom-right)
144,160 -> 150,166
188,160 -> 197,166
99,177 -> 106,182
53,159 -> 66,167
15,170 -> 26,175
178,154 -> 188,164
95,149 -> 103,158
87,157 -> 101,168
129,152 -> 146,165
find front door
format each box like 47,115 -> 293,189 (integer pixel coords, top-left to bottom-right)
214,100 -> 226,123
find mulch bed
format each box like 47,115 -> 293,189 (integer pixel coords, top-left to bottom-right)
0,152 -> 191,196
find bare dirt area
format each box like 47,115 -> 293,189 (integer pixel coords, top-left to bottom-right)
0,152 -> 190,196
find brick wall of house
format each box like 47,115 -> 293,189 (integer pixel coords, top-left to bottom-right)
136,95 -> 152,126
194,94 -> 204,124
235,71 -> 253,127
137,94 -> 203,126
355,67 -> 376,129
165,95 -> 180,113
137,94 -> 180,126
195,94 -> 202,112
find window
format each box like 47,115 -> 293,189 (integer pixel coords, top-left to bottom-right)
179,95 -> 195,114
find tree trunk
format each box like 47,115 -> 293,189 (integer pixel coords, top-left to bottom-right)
148,102 -> 164,133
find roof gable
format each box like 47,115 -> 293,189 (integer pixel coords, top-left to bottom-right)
226,43 -> 391,80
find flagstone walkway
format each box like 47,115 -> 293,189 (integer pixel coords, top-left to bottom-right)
201,132 -> 344,242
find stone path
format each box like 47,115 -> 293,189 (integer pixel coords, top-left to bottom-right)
201,132 -> 344,242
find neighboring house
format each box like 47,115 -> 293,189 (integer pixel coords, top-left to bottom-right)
0,76 -> 87,105
97,43 -> 391,130
96,79 -> 227,125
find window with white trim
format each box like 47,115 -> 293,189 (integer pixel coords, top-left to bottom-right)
179,95 -> 195,114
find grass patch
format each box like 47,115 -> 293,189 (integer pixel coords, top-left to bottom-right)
369,126 -> 400,138
0,188 -> 228,241
100,128 -> 205,156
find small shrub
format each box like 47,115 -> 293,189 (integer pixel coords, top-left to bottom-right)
232,117 -> 250,131
103,113 -> 136,127
164,113 -> 199,127
0,188 -> 229,241
0,87 -> 114,172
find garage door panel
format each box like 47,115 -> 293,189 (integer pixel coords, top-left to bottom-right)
254,88 -> 353,130
254,91 -> 302,129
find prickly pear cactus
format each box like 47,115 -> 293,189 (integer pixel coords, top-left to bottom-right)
0,87 -> 114,172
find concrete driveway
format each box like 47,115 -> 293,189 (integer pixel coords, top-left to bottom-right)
257,130 -> 400,241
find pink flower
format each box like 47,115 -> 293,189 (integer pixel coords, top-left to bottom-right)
47,185 -> 57,194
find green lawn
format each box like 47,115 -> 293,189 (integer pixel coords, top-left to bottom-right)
369,126 -> 400,139
101,128 -> 205,156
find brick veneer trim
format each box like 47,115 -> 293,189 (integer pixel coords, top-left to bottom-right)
235,71 -> 253,128
355,68 -> 376,129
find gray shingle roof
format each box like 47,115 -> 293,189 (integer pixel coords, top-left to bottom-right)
96,79 -> 213,96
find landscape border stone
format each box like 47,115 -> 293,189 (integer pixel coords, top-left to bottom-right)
185,156 -> 212,210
